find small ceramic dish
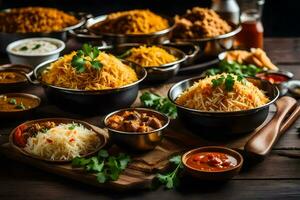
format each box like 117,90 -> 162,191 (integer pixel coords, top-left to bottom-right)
104,108 -> 170,151
287,80 -> 300,98
182,146 -> 243,181
9,118 -> 108,163
6,37 -> 65,67
0,93 -> 41,118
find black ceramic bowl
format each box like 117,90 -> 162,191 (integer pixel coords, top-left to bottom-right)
26,59 -> 147,114
99,43 -> 187,82
168,76 -> 279,136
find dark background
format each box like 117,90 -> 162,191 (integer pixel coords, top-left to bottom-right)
0,0 -> 299,37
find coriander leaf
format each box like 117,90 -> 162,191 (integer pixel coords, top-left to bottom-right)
82,43 -> 92,57
211,76 -> 224,87
118,154 -> 131,170
96,172 -> 107,183
225,74 -> 235,91
72,157 -> 91,167
90,60 -> 103,70
32,44 -> 41,50
8,98 -> 17,105
68,123 -> 77,130
169,155 -> 181,165
91,47 -> 100,60
15,102 -> 25,110
71,55 -> 86,73
77,50 -> 84,57
98,150 -> 109,158
20,46 -> 28,51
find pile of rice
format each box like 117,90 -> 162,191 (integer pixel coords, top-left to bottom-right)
24,123 -> 101,160
175,73 -> 270,112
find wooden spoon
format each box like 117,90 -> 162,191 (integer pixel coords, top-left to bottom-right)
244,96 -> 297,157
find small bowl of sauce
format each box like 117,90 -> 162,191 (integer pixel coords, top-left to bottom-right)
256,71 -> 293,95
182,146 -> 243,180
0,93 -> 41,119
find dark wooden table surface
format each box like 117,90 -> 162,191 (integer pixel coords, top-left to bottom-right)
1,38 -> 300,200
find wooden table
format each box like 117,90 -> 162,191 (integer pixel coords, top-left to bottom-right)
0,38 -> 300,200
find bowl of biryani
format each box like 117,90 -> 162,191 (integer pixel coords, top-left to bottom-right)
24,44 -> 147,114
86,9 -> 175,44
0,7 -> 85,52
172,7 -> 241,57
99,43 -> 187,82
168,73 -> 279,135
9,118 -> 107,162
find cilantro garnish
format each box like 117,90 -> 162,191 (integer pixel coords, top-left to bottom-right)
71,43 -> 103,73
20,46 -> 28,51
140,92 -> 177,119
72,150 -> 130,183
211,74 -> 245,91
15,102 -> 26,110
8,98 -> 17,105
156,155 -> 183,189
32,44 -> 41,50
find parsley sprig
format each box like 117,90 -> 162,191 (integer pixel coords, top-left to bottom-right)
211,74 -> 245,91
140,92 -> 177,119
72,150 -> 131,183
71,43 -> 103,73
156,155 -> 183,189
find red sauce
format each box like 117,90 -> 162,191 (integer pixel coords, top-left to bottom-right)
186,152 -> 237,172
256,73 -> 289,84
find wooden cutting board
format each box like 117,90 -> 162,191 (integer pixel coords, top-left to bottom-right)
0,84 -> 276,190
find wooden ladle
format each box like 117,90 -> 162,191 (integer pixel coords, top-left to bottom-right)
244,96 -> 298,157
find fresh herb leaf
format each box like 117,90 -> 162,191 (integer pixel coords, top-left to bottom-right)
71,55 -> 86,73
71,151 -> 131,184
156,155 -> 183,189
8,98 -> 17,105
140,92 -> 177,119
225,74 -> 235,91
32,44 -> 41,50
68,123 -> 77,130
15,102 -> 25,110
90,60 -> 102,70
20,46 -> 28,51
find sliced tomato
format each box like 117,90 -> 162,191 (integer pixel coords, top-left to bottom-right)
13,125 -> 27,147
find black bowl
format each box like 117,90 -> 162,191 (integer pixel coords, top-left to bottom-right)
99,43 -> 187,82
27,59 -> 147,114
168,76 -> 279,136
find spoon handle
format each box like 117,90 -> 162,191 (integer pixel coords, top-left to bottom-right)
245,96 -> 297,157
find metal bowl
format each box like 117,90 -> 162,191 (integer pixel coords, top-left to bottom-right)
86,15 -> 175,44
99,43 -> 187,82
172,23 -> 242,57
0,10 -> 86,52
168,76 -> 279,136
104,108 -> 170,151
25,58 -> 147,114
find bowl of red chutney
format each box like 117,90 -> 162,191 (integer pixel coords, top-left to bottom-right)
182,146 -> 243,181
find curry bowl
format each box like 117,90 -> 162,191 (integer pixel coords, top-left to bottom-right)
86,15 -> 175,44
9,118 -> 107,163
0,64 -> 32,92
99,43 -> 187,82
25,58 -> 147,114
168,76 -> 279,135
0,93 -> 41,119
182,146 -> 243,181
104,108 -> 170,151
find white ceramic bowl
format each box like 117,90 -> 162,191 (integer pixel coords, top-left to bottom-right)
6,37 -> 65,68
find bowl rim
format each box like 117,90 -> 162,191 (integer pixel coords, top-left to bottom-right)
9,117 -> 108,163
168,75 -> 279,115
173,22 -> 242,42
99,43 -> 188,68
32,57 -> 147,93
103,107 -> 170,135
182,146 -> 243,173
0,93 -> 41,113
6,37 -> 66,57
86,14 -> 175,37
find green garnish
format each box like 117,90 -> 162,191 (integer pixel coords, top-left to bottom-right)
205,60 -> 263,77
68,123 -> 77,130
8,98 -> 17,105
140,92 -> 177,119
15,102 -> 26,110
72,150 -> 130,183
71,43 -> 103,73
211,74 -> 245,91
156,155 -> 183,189
32,44 -> 41,50
117,50 -> 132,59
20,46 -> 28,51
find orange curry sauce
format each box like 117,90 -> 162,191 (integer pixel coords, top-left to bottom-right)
186,152 -> 237,172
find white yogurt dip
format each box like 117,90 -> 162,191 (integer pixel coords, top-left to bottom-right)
11,40 -> 58,55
